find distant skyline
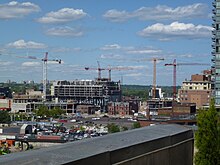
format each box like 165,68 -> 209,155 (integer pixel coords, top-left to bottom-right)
0,0 -> 213,86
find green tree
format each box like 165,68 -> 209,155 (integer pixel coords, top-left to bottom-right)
0,111 -> 11,123
34,105 -> 49,119
50,107 -> 64,118
194,99 -> 220,165
107,123 -> 120,133
133,121 -> 141,129
122,126 -> 128,131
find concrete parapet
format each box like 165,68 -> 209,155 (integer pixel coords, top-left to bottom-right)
0,124 -> 194,165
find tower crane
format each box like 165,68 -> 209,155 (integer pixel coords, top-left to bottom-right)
139,58 -> 164,99
85,61 -> 133,81
85,61 -> 105,80
164,59 -> 210,100
42,52 -> 61,102
3,52 -> 61,102
107,66 -> 134,81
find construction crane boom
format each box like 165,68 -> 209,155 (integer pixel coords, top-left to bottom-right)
42,52 -> 61,102
107,66 -> 134,81
165,59 -> 210,100
0,52 -> 61,102
85,61 -> 106,80
140,58 -> 164,99
85,62 -> 133,81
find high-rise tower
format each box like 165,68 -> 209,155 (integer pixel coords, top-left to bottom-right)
212,0 -> 220,104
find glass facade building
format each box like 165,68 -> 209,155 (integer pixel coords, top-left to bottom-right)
212,0 -> 220,104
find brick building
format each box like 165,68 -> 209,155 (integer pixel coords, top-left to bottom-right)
178,70 -> 211,109
108,102 -> 129,116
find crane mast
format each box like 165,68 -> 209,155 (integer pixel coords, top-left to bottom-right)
42,52 -> 48,102
165,59 -> 210,100
42,52 -> 61,102
152,58 -> 164,99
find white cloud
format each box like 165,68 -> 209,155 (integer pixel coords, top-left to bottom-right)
0,60 -> 13,66
46,26 -> 83,37
51,47 -> 82,53
127,49 -> 161,54
7,40 -> 47,49
22,61 -> 41,67
124,73 -> 143,77
103,3 -> 208,22
100,44 -> 121,50
127,65 -> 147,70
100,53 -> 123,60
0,1 -> 40,19
38,8 -> 87,24
138,22 -> 212,40
100,44 -> 161,55
103,9 -> 131,22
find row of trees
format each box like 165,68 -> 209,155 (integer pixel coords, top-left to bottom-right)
33,106 -> 64,119
107,122 -> 141,133
0,106 -> 64,124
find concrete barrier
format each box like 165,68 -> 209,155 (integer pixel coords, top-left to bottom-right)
0,124 -> 194,165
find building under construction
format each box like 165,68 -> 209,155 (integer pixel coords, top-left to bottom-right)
50,78 -> 122,110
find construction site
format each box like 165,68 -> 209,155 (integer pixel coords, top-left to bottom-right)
0,52 -> 211,117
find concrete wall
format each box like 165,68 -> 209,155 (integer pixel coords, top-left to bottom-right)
0,124 -> 194,165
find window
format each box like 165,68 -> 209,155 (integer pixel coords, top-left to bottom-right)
216,54 -> 220,60
216,91 -> 220,96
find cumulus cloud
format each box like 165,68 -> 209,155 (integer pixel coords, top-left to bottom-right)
0,1 -> 40,19
22,61 -> 41,67
46,26 -> 83,37
103,3 -> 208,22
7,40 -> 47,49
103,9 -> 131,22
138,22 -> 212,40
37,8 -> 87,24
100,44 -> 121,50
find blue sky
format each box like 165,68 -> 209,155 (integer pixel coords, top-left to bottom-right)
0,0 -> 213,86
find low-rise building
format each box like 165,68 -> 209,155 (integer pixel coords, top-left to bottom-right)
108,102 -> 129,116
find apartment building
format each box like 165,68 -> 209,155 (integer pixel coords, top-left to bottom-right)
108,102 -> 130,116
178,70 -> 211,108
212,0 -> 220,105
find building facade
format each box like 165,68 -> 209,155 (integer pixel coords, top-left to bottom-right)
213,0 -> 220,105
108,102 -> 129,116
51,79 -> 122,110
178,70 -> 211,108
